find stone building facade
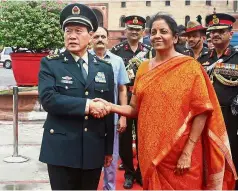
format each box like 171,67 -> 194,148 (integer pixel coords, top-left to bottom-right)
83,0 -> 238,47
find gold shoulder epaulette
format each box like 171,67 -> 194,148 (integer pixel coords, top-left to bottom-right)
46,54 -> 60,60
112,42 -> 124,52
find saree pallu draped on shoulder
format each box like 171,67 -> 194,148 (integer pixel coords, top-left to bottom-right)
133,56 -> 237,190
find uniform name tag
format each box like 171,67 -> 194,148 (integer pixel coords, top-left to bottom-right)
95,72 -> 106,83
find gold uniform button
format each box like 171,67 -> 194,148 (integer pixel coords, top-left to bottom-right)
50,129 -> 54,134
85,116 -> 88,120
84,128 -> 88,132
65,86 -> 68,90
85,91 -> 89,95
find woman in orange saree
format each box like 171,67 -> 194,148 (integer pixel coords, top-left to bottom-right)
93,14 -> 237,190
131,56 -> 236,190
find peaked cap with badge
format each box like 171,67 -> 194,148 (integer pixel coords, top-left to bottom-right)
182,21 -> 207,36
124,15 -> 146,29
206,13 -> 236,31
60,3 -> 98,32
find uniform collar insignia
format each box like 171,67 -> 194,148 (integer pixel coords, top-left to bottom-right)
63,57 -> 69,63
224,47 -> 231,56
139,43 -> 143,51
93,57 -> 97,63
209,49 -> 214,58
124,44 -> 129,50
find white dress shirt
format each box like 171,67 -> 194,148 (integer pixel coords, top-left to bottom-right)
71,51 -> 89,74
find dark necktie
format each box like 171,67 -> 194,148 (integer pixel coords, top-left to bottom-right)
78,58 -> 87,81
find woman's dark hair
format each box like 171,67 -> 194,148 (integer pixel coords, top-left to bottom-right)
148,13 -> 178,36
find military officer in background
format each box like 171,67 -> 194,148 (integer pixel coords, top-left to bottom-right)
206,31 -> 214,50
204,13 -> 238,189
111,15 -> 153,189
175,24 -> 194,57
181,21 -> 209,63
38,3 -> 114,190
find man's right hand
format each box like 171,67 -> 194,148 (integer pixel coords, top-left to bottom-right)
89,100 -> 111,118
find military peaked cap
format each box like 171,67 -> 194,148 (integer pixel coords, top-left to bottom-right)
124,15 -> 146,29
60,3 -> 98,32
206,13 -> 236,31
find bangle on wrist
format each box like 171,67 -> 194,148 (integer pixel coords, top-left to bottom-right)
188,136 -> 196,144
182,150 -> 190,156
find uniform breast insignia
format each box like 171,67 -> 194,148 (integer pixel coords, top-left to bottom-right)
95,72 -> 106,83
61,76 -> 73,84
214,63 -> 238,78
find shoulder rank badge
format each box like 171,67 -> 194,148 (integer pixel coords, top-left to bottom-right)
46,54 -> 60,60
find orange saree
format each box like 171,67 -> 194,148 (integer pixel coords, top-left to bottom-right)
133,56 -> 237,190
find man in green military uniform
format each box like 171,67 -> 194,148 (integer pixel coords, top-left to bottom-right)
203,13 -> 238,189
181,20 -> 209,64
38,3 -> 114,190
111,15 -> 153,189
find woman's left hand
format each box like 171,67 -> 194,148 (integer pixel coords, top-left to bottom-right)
175,151 -> 192,175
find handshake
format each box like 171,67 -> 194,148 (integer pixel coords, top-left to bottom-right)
89,98 -> 112,118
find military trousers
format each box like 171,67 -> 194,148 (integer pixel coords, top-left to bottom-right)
119,118 -> 141,179
47,164 -> 102,190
